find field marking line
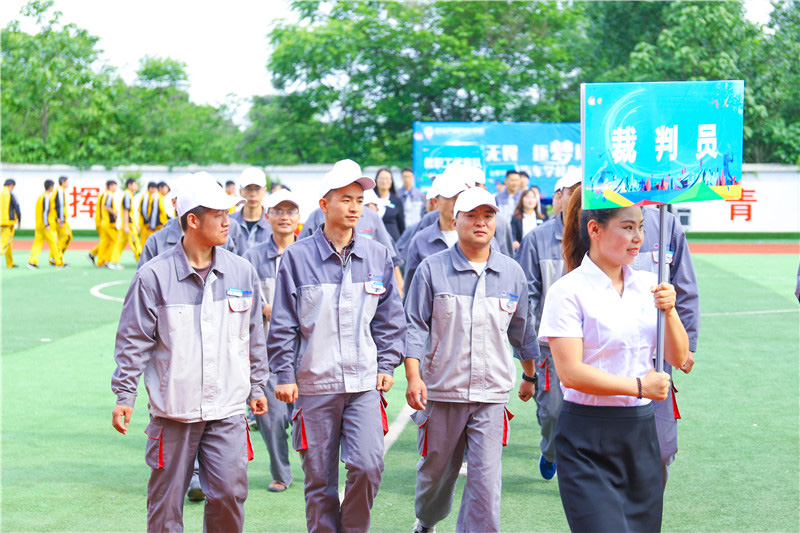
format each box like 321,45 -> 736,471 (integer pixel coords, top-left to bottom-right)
339,401 -> 415,502
703,309 -> 798,317
89,280 -> 128,303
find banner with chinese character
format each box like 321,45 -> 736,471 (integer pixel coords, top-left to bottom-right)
412,121 -> 581,196
581,80 -> 744,209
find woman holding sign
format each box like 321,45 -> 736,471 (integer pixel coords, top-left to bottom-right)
538,192 -> 689,532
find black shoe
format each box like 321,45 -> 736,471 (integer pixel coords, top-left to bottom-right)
48,257 -> 56,266
187,477 -> 205,502
87,253 -> 96,266
26,263 -> 39,270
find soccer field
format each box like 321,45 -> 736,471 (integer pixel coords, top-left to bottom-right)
1,248 -> 798,532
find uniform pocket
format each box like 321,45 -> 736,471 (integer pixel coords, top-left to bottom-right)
411,408 -> 430,457
228,296 -> 253,313
291,406 -> 308,451
144,419 -> 164,469
432,293 -> 455,322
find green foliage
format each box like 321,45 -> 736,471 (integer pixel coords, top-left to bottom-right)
1,0 -> 242,167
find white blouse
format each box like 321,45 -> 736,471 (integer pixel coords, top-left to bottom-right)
538,254 -> 658,407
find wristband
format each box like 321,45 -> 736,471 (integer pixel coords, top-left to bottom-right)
636,377 -> 643,399
522,373 -> 537,386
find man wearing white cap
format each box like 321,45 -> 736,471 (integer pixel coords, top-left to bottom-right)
404,186 -> 538,533
138,173 -> 244,268
242,188 -> 302,494
111,175 -> 268,532
512,166 -> 581,482
268,159 -> 406,532
231,167 -> 271,251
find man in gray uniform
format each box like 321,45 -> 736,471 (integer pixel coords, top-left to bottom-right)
513,172 -> 581,480
111,175 -> 269,532
405,187 -> 538,533
268,159 -> 406,532
242,189 -> 301,493
230,167 -> 272,252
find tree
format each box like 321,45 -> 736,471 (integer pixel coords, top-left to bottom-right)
136,55 -> 189,90
261,0 -> 586,164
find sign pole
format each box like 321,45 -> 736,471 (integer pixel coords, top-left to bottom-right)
655,204 -> 668,373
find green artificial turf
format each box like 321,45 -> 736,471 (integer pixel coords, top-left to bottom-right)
1,250 -> 798,531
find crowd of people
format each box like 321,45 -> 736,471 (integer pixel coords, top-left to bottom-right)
10,159 -> 697,532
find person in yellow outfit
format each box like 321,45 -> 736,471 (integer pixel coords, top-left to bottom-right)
145,182 -> 170,236
28,180 -> 66,269
49,175 -> 73,265
88,180 -> 119,267
108,178 -> 142,269
1,179 -> 22,268
139,182 -> 157,245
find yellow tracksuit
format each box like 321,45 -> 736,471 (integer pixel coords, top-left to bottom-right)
90,190 -> 118,266
29,190 -> 64,266
148,192 -> 169,233
1,186 -> 19,267
111,190 -> 142,264
138,191 -> 154,244
49,185 -> 73,263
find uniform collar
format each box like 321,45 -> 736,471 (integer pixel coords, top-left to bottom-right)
173,237 -> 225,281
554,212 -> 565,241
579,254 -> 635,290
312,224 -> 365,262
164,217 -> 182,244
449,241 -> 502,274
231,208 -> 269,230
266,235 -> 283,260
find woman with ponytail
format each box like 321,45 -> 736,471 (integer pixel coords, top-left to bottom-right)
538,192 -> 689,532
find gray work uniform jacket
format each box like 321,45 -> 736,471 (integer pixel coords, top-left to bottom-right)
230,208 -> 272,252
112,241 -> 269,422
242,236 -> 283,338
267,227 -> 406,395
405,244 -> 538,403
514,213 -> 566,363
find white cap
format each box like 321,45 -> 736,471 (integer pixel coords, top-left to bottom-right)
439,163 -> 485,189
264,188 -> 300,210
320,159 -> 375,199
363,188 -> 391,208
239,167 -> 267,188
453,187 -> 499,216
426,179 -> 440,201
556,167 -> 582,191
176,172 -> 244,217
172,173 -> 196,198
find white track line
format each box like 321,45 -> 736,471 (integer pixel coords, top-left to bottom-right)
703,309 -> 798,317
339,402 -> 415,502
89,280 -> 127,303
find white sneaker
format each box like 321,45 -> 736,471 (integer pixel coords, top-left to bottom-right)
106,263 -> 125,270
413,519 -> 435,533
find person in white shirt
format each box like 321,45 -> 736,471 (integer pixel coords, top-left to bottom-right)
538,192 -> 689,532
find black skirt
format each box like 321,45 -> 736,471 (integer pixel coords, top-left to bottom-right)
555,401 -> 664,533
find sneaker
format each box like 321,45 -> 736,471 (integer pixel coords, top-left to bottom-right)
187,477 -> 205,502
106,262 -> 124,270
56,263 -> 71,269
48,257 -> 56,266
87,253 -> 96,265
539,455 -> 557,480
26,263 -> 39,270
413,519 -> 435,533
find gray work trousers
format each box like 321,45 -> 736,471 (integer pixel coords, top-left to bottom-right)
534,346 -> 563,464
255,374 -> 294,487
413,401 -> 507,533
144,414 -> 250,533
292,390 -> 385,533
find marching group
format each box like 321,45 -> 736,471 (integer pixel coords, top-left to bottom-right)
100,159 -> 698,533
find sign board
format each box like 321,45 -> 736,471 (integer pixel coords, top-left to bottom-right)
412,121 -> 580,196
581,80 -> 744,209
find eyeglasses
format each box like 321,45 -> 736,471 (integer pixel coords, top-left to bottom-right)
269,208 -> 299,216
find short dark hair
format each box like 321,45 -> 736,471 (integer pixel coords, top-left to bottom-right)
126,178 -> 137,187
106,180 -> 117,188
44,179 -> 55,190
505,169 -> 519,178
58,175 -> 69,185
180,205 -> 212,231
4,179 -> 15,187
225,180 -> 236,187
401,167 -> 413,174
519,171 -> 529,179
147,181 -> 158,189
157,181 -> 168,188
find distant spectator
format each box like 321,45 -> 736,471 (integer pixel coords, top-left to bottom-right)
374,167 -> 405,243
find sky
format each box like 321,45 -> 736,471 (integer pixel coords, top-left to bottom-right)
0,0 -> 775,126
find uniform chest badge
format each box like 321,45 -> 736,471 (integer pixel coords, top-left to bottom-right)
365,280 -> 386,295
651,250 -> 674,264
499,291 -> 519,314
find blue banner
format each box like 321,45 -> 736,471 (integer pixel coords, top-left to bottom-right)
581,80 -> 744,209
412,121 -> 580,196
